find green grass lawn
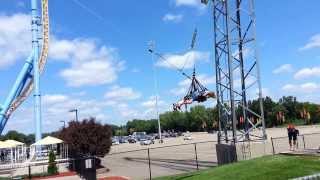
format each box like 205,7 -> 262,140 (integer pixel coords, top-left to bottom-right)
155,155 -> 320,180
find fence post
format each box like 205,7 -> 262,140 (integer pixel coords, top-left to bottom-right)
28,165 -> 31,180
302,135 -> 306,149
194,143 -> 199,170
148,148 -> 152,180
271,137 -> 275,155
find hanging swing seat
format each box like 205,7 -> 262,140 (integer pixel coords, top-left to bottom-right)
173,70 -> 215,111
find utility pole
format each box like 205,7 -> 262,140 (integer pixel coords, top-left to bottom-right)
149,41 -> 163,143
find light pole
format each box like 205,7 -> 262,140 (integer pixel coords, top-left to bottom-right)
148,41 -> 163,143
60,120 -> 65,128
69,109 -> 78,122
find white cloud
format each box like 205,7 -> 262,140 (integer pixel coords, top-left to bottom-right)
232,48 -> 252,60
299,34 -> 320,51
162,13 -> 183,23
234,75 -> 256,89
247,88 -> 274,100
141,96 -> 166,108
294,67 -> 320,79
60,59 -> 122,87
178,74 -> 215,87
104,86 -> 141,101
175,0 -> 206,9
42,94 -> 107,117
0,14 -> 31,69
50,38 -> 125,87
140,96 -> 169,119
0,13 -> 124,87
156,50 -> 209,70
282,82 -> 320,94
43,94 -> 69,105
7,94 -> 111,133
272,64 -> 294,74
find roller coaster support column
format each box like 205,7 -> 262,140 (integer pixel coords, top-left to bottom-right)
31,0 -> 42,142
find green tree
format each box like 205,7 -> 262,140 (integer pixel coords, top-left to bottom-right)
189,106 -> 208,132
299,102 -> 320,124
47,150 -> 58,175
206,107 -> 219,131
271,104 -> 287,127
159,111 -> 187,131
279,96 -> 299,119
126,119 -> 158,134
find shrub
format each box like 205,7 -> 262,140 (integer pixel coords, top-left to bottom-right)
47,150 -> 58,175
58,117 -> 112,158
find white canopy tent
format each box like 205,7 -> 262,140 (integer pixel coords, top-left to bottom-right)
0,140 -> 26,164
30,136 -> 68,160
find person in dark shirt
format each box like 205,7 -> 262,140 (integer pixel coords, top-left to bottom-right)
287,124 -> 299,151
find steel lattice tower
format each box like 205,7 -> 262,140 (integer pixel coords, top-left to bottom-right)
205,0 -> 267,143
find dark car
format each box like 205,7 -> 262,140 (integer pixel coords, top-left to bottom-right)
162,133 -> 170,138
128,138 -> 136,143
119,137 -> 128,143
169,133 -> 178,137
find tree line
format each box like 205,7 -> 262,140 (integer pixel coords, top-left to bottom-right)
114,96 -> 320,136
2,96 -> 319,142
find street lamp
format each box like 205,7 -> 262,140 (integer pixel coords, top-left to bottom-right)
148,41 -> 163,143
60,120 -> 65,128
69,109 -> 78,122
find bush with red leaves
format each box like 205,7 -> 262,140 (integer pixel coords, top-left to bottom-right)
58,118 -> 112,158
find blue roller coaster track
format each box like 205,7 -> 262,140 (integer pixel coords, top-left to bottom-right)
0,0 -> 49,142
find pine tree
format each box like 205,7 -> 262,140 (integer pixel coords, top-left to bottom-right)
47,150 -> 58,175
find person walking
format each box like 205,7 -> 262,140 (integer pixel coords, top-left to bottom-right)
287,124 -> 299,151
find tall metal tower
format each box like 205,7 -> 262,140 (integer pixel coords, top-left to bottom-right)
202,0 -> 266,143
32,0 -> 42,143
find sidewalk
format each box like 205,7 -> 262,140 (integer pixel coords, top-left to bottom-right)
36,175 -> 80,180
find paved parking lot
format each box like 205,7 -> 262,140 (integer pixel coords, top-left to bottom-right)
99,125 -> 320,180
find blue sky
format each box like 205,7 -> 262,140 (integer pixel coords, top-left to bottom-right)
0,0 -> 320,134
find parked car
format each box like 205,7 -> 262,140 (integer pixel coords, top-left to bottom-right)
112,138 -> 120,145
128,137 -> 137,143
177,131 -> 183,136
183,133 -> 192,140
132,132 -> 147,141
154,133 -> 161,139
119,137 -> 128,144
169,133 -> 178,137
140,139 -> 155,145
162,133 -> 170,138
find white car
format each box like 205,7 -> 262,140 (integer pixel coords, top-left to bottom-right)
140,139 -> 155,145
112,138 -> 120,145
112,141 -> 120,145
183,134 -> 192,140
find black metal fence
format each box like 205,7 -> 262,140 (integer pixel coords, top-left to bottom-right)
0,159 -> 71,179
0,156 -> 97,180
270,132 -> 320,154
0,133 -> 318,180
103,141 -> 218,180
104,133 -> 320,179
